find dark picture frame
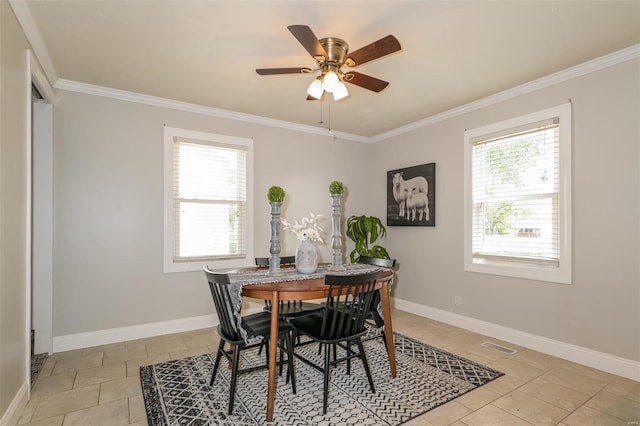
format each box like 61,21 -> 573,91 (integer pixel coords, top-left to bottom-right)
387,163 -> 436,226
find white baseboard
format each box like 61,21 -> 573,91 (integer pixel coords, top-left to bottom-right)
51,301 -> 640,381
393,298 -> 640,381
0,382 -> 28,426
53,314 -> 219,353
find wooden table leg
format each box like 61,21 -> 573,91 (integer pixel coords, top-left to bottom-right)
379,279 -> 397,378
266,291 -> 279,422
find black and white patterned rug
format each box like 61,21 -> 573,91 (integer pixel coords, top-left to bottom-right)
140,333 -> 503,425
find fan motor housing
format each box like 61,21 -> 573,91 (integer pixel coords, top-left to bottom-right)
319,37 -> 349,65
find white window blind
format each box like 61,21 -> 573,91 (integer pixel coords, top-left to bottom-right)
173,139 -> 247,261
464,103 -> 572,284
164,127 -> 253,273
471,118 -> 559,266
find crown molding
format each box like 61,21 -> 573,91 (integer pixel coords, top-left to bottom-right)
371,43 -> 640,143
53,44 -> 638,144
53,79 -> 370,143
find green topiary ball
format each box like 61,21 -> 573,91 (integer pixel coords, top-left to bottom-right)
329,180 -> 344,195
267,186 -> 285,202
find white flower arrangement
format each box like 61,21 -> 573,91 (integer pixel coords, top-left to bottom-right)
281,213 -> 325,242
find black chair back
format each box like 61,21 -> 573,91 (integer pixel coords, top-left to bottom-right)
321,270 -> 381,339
204,267 -> 242,341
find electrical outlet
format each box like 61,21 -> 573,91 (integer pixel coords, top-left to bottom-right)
454,296 -> 461,306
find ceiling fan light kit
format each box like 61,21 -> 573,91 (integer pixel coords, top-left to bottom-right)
257,25 -> 401,102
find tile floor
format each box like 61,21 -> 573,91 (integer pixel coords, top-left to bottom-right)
17,309 -> 640,426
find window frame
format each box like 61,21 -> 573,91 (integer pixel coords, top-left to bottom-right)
163,126 -> 254,273
463,103 -> 572,284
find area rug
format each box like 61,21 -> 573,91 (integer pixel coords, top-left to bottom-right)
140,333 -> 503,425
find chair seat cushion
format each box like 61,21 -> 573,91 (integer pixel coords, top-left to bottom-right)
289,309 -> 365,341
242,311 -> 292,339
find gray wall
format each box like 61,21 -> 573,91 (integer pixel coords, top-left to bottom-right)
53,90 -> 374,336
51,57 -> 640,364
0,0 -> 29,419
373,59 -> 640,362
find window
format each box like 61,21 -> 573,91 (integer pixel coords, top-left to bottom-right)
164,127 -> 253,272
464,103 -> 571,284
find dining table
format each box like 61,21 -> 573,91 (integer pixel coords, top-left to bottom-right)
224,262 -> 396,422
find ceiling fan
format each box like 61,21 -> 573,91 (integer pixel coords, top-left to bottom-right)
256,25 -> 401,101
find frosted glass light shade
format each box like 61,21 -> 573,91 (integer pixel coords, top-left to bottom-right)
322,71 -> 339,93
307,78 -> 324,99
332,81 -> 349,100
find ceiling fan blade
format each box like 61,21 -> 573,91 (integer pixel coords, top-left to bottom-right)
287,25 -> 327,60
343,72 -> 389,92
256,67 -> 313,75
345,35 -> 401,67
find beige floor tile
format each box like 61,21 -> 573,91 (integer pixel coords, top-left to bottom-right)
562,405 -> 630,426
126,353 -> 171,377
31,385 -> 100,421
455,387 -> 501,411
13,308 -> 640,426
102,345 -> 148,366
430,332 -> 486,352
145,338 -> 188,357
449,348 -> 497,366
541,366 -> 608,396
99,376 -> 142,404
518,376 -> 591,412
17,396 -> 41,425
51,352 -> 104,375
31,372 -> 76,398
62,398 -> 129,426
585,390 -> 640,423
181,329 -> 218,349
19,415 -> 64,426
605,377 -> 640,403
559,361 -> 621,384
124,339 -> 148,353
509,349 -> 565,372
74,362 -> 127,388
488,357 -> 545,383
420,400 -> 472,426
492,390 -> 569,426
460,404 -> 534,426
81,341 -> 125,355
481,374 -> 525,396
47,349 -> 83,362
128,395 -> 147,423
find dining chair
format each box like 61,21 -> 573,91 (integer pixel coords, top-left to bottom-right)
203,267 -> 297,415
357,256 -> 397,333
289,269 -> 382,414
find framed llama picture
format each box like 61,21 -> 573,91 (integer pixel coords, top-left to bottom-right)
387,163 -> 436,226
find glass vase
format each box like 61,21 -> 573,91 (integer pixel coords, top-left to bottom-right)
295,238 -> 318,274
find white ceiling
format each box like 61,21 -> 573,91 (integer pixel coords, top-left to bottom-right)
17,1 -> 640,138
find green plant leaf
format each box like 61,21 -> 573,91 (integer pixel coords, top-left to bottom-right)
345,214 -> 390,261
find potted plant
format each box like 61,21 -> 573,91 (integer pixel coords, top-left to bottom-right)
346,215 -> 390,263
